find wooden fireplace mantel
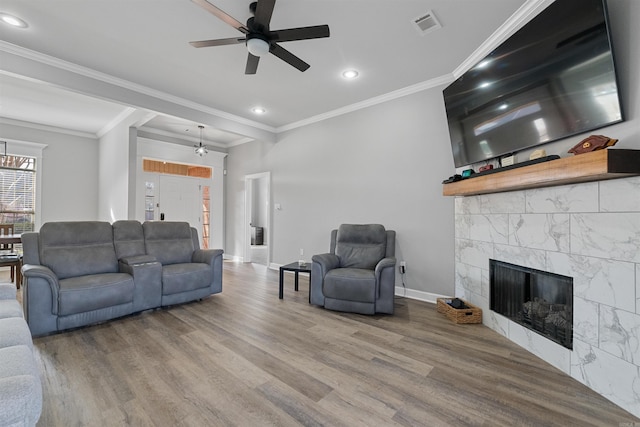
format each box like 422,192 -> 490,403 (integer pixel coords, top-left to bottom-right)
442,149 -> 640,197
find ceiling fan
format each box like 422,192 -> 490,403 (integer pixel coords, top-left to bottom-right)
189,0 -> 330,74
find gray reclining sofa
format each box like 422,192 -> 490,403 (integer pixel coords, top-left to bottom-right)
21,220 -> 223,336
0,283 -> 42,426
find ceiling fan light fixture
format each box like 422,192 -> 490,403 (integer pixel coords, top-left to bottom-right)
246,37 -> 269,57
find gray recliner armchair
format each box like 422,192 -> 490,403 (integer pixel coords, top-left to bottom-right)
310,224 -> 396,315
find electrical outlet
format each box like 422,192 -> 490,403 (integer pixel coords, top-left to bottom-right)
399,261 -> 406,274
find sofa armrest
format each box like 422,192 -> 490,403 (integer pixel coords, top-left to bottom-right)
21,264 -> 60,334
375,256 -> 396,276
192,249 -> 223,265
310,253 -> 340,306
21,264 -> 60,314
192,249 -> 224,294
374,256 -> 396,298
311,253 -> 340,274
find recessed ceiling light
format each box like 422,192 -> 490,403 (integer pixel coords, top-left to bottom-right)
0,13 -> 28,28
252,107 -> 266,114
342,69 -> 359,79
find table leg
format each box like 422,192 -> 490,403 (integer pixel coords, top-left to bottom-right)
279,267 -> 284,299
294,271 -> 299,292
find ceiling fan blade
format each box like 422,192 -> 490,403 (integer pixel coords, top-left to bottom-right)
254,0 -> 276,30
270,25 -> 330,43
191,0 -> 249,34
190,37 -> 246,48
269,43 -> 310,72
245,53 -> 260,74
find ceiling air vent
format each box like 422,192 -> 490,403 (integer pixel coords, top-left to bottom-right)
412,10 -> 441,35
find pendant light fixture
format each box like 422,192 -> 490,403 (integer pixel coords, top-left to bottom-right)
194,125 -> 208,157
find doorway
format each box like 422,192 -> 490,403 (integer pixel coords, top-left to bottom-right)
142,159 -> 213,248
137,141 -> 225,251
158,175 -> 200,226
244,172 -> 271,266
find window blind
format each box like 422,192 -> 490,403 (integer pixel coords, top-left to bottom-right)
0,156 -> 36,233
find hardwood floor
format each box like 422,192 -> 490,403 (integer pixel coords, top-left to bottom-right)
15,262 -> 639,426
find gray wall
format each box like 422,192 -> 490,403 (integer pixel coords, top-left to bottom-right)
225,0 -> 640,299
0,122 -> 99,222
226,88 -> 456,297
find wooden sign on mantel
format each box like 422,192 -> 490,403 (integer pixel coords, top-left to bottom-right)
442,149 -> 640,197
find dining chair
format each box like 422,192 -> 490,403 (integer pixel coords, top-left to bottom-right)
0,223 -> 21,288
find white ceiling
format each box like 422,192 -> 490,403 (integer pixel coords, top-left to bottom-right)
0,0 -> 540,148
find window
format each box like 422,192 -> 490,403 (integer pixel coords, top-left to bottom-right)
0,155 -> 36,233
145,181 -> 155,221
143,159 -> 211,178
202,185 -> 210,249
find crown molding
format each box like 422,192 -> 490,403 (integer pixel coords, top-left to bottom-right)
0,117 -> 96,139
277,74 -> 454,133
0,41 -> 276,134
226,136 -> 255,148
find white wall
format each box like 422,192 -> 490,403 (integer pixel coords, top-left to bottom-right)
225,0 -> 639,299
98,123 -> 129,222
226,89 -> 456,297
0,122 -> 99,223
97,110 -> 155,222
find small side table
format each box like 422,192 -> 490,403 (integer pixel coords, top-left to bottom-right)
279,261 -> 311,300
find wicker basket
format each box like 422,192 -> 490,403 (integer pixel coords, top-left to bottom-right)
437,298 -> 482,324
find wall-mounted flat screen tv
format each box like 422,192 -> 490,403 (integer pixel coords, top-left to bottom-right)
443,0 -> 624,168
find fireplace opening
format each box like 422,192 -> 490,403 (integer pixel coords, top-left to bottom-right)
490,260 -> 573,349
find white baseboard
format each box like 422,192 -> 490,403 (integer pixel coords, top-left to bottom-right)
395,286 -> 448,304
223,254 -> 243,262
268,263 -> 281,270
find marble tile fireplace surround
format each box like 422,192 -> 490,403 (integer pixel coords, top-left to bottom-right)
454,175 -> 640,418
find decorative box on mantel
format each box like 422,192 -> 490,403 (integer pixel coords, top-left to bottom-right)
443,149 -> 640,197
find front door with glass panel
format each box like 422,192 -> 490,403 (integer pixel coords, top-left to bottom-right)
158,175 -> 200,228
